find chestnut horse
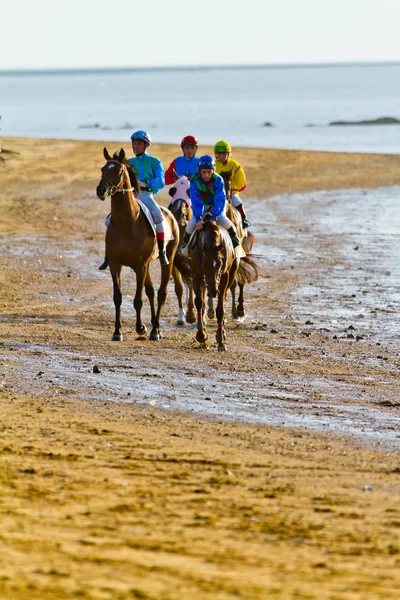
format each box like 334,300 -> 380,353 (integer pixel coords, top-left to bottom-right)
96,148 -> 190,341
167,176 -> 196,326
190,215 -> 238,351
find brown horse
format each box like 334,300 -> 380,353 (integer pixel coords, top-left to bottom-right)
96,147 -> 190,341
190,216 -> 238,351
206,170 -> 260,320
167,176 -> 196,325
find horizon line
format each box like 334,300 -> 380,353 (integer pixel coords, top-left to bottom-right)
0,60 -> 399,76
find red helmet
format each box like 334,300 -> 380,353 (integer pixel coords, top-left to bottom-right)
181,135 -> 198,147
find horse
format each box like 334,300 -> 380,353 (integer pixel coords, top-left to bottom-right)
96,147 -> 191,342
167,176 -> 196,326
190,215 -> 238,351
206,170 -> 260,321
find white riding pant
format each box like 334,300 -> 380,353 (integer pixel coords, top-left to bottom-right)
231,193 -> 242,208
185,209 -> 234,235
104,190 -> 165,235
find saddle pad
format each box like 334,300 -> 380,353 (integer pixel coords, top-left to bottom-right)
137,200 -> 174,262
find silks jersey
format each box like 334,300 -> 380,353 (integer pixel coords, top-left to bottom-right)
165,155 -> 200,185
128,153 -> 164,194
215,158 -> 246,194
190,173 -> 226,221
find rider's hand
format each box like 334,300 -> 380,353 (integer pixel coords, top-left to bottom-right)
195,221 -> 204,231
139,181 -> 147,189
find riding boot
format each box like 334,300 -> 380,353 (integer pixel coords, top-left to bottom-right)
227,227 -> 241,248
236,204 -> 251,228
180,231 -> 191,252
98,249 -> 109,270
157,239 -> 169,265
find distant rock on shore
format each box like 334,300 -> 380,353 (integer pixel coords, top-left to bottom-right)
329,116 -> 400,126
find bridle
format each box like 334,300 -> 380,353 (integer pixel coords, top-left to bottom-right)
100,160 -> 135,196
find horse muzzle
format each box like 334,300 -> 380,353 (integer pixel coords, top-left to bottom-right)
96,184 -> 107,200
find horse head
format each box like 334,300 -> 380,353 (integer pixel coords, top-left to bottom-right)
200,219 -> 224,298
96,148 -> 140,200
220,170 -> 233,203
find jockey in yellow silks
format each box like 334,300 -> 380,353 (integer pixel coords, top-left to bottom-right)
214,140 -> 251,229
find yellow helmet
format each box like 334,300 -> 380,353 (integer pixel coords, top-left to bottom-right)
214,140 -> 231,153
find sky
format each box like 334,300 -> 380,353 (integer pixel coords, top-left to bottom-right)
1,0 -> 400,70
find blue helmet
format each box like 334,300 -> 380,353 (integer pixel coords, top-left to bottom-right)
130,130 -> 152,146
198,154 -> 216,170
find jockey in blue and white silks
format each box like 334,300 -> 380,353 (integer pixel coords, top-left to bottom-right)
180,155 -> 240,251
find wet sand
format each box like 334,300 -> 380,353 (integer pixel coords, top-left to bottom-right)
1,137 -> 400,599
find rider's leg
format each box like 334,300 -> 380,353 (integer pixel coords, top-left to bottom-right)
231,193 -> 251,229
217,214 -> 240,248
99,213 -> 111,270
180,215 -> 196,251
140,192 -> 169,265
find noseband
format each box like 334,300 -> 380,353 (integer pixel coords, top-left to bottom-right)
100,160 -> 135,196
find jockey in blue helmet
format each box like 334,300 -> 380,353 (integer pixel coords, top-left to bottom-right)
180,154 -> 240,251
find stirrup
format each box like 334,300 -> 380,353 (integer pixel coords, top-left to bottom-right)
242,218 -> 251,229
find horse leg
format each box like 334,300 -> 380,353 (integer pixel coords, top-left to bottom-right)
186,283 -> 196,324
194,275 -> 207,344
111,266 -> 123,341
172,265 -> 185,327
150,262 -> 172,341
133,265 -> 148,338
230,279 -> 239,320
207,296 -> 215,320
237,283 -> 245,318
216,273 -> 230,351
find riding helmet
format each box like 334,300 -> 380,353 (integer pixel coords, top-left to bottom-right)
181,135 -> 198,147
130,130 -> 152,146
214,140 -> 231,153
198,155 -> 216,170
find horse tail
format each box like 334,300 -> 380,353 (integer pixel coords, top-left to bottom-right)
173,252 -> 193,286
242,230 -> 256,254
237,253 -> 267,285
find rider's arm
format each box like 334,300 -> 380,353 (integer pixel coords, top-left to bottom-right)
232,160 -> 247,194
147,157 -> 165,194
190,179 -> 203,221
165,159 -> 177,185
211,175 -> 227,218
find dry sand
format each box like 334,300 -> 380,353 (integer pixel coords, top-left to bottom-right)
1,137 -> 400,599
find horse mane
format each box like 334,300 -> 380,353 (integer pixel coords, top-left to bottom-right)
111,151 -> 140,197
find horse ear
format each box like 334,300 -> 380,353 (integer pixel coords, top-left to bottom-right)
104,147 -> 111,160
119,148 -> 125,161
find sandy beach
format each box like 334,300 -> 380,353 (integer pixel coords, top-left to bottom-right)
1,137 -> 400,599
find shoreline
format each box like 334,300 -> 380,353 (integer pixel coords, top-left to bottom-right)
1,137 -> 400,599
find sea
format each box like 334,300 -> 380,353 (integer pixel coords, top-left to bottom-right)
1,62 -> 400,154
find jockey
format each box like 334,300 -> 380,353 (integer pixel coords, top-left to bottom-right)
128,130 -> 169,266
180,155 -> 240,251
165,135 -> 200,185
98,130 -> 168,269
214,140 -> 251,228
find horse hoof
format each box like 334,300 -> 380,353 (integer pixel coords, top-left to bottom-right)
218,344 -> 227,351
137,325 -> 147,336
207,310 -> 215,320
237,310 -> 245,318
186,316 -> 196,324
149,332 -> 162,341
112,333 -> 123,342
176,320 -> 185,327
196,333 -> 207,344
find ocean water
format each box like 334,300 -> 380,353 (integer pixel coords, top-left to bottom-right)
1,63 -> 400,153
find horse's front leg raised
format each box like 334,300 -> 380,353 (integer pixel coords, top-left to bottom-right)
111,267 -> 123,341
133,265 -> 148,338
194,274 -> 207,344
